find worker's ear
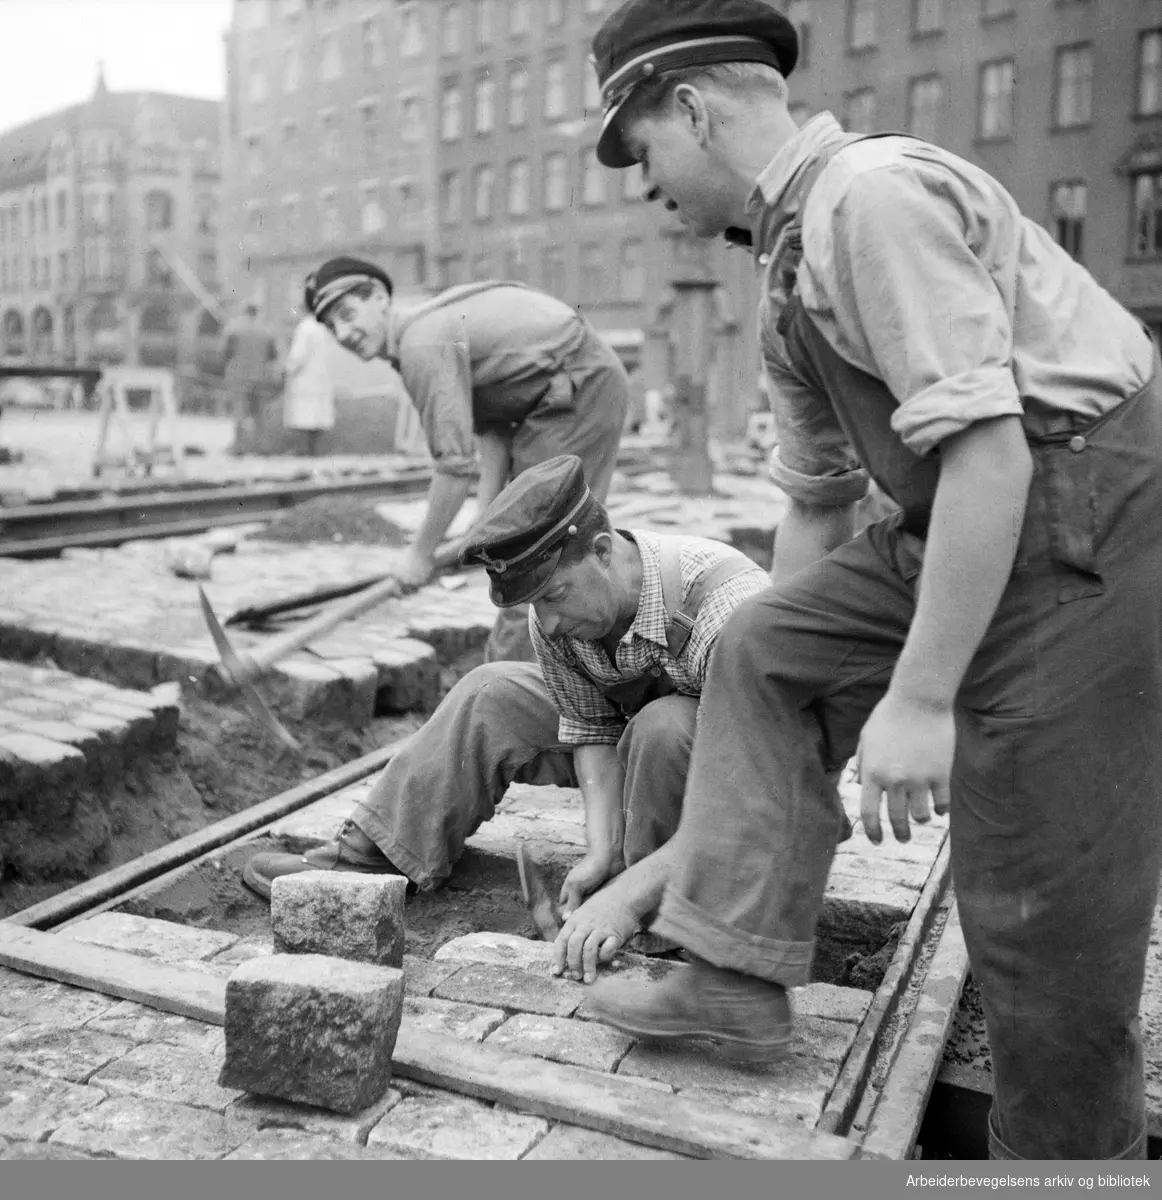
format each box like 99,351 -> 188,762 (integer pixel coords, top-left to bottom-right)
592,532 -> 614,566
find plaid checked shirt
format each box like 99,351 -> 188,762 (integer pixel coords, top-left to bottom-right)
530,530 -> 771,746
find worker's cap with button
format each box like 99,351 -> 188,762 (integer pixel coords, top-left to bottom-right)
304,256 -> 394,323
592,0 -> 800,169
459,455 -> 599,608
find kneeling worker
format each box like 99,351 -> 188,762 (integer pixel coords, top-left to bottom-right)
242,455 -> 770,950
304,258 -> 630,662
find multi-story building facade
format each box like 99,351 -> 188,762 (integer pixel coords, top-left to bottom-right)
0,73 -> 222,377
782,0 -> 1162,340
222,0 -> 762,435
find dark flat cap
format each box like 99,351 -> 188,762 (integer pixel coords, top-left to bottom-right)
593,0 -> 799,168
304,256 -> 394,321
460,456 -> 597,608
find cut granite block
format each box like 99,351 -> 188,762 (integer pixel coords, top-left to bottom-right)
219,954 -> 403,1115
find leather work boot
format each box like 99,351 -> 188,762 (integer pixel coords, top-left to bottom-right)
585,955 -> 793,1063
241,819 -> 410,902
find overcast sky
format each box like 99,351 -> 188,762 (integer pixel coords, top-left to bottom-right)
0,0 -> 232,131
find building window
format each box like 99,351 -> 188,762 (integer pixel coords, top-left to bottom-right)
619,238 -> 645,302
1049,181 -> 1086,261
544,152 -> 568,211
504,246 -> 528,281
282,46 -> 301,92
320,189 -> 343,244
848,0 -> 876,51
362,19 -> 386,69
440,170 -> 462,223
509,0 -> 530,37
1054,44 -> 1092,129
545,58 -> 567,120
508,64 -> 528,126
145,191 -> 173,232
441,3 -> 462,54
197,195 -> 218,234
476,0 -> 496,47
473,164 -> 496,221
981,0 -> 1014,17
907,75 -> 943,142
507,158 -> 530,216
395,180 -> 423,226
246,134 -> 265,176
441,80 -> 463,140
1139,31 -> 1162,117
622,164 -> 643,202
584,58 -> 602,114
978,59 -> 1014,140
470,253 -> 493,281
913,0 -> 942,35
197,252 -> 217,285
1133,172 -> 1162,259
399,4 -> 424,57
400,95 -> 423,143
321,35 -> 342,81
280,193 -> 301,235
360,101 -> 381,157
320,111 -> 340,160
842,88 -> 876,134
438,255 -> 465,287
475,71 -> 496,133
55,191 -> 69,230
360,182 -> 386,236
58,251 -> 69,287
581,148 -> 606,205
543,245 -> 566,296
248,67 -> 268,103
788,1 -> 812,68
281,119 -> 300,161
580,242 -> 603,304
546,0 -> 564,26
146,248 -> 173,288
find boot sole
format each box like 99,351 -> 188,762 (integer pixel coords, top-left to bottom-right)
596,1015 -> 793,1064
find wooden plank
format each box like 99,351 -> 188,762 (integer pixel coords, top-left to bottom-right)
858,902 -> 971,1161
0,924 -> 856,1161
0,922 -> 226,1024
5,736 -> 413,931
817,835 -> 951,1136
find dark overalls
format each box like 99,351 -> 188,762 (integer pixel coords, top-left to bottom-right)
651,135 -> 1162,1159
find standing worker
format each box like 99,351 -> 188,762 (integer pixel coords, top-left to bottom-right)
220,300 -> 279,440
282,312 -> 336,457
580,0 -> 1162,1163
304,256 -> 629,662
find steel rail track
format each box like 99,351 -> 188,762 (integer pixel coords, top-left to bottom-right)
0,468 -> 434,557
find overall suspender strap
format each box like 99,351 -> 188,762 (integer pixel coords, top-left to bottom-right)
653,535 -> 759,659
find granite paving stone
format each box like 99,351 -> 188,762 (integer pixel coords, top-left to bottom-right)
224,1088 -> 403,1145
82,1001 -> 225,1055
485,1012 -> 635,1073
224,1130 -> 411,1160
0,1066 -> 108,1144
89,1042 -> 244,1113
48,1094 -> 237,1160
433,962 -> 584,1018
402,954 -> 462,999
522,1124 -> 693,1161
402,996 -> 507,1043
365,1084 -> 548,1160
0,971 -> 117,1026
2,1026 -> 134,1084
60,911 -> 239,963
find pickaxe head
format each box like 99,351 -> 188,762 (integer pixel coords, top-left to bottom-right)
197,585 -> 302,754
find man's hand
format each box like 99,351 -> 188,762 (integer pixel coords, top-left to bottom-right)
559,851 -> 621,917
551,888 -> 640,984
395,550 -> 436,590
856,690 -> 954,844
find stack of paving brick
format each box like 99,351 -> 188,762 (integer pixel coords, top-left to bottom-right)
0,661 -> 179,815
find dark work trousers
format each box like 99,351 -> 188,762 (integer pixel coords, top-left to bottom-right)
353,661 -> 695,891
653,368 -> 1162,1160
481,331 -> 628,664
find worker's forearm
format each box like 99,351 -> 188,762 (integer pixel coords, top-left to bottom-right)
573,743 -> 627,866
412,472 -> 475,561
891,417 -> 1032,710
474,431 -> 512,520
601,840 -> 678,923
773,499 -> 856,583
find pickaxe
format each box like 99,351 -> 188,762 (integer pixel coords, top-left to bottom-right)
197,542 -> 465,752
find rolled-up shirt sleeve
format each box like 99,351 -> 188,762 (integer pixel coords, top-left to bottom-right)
397,309 -> 480,479
805,163 -> 1024,457
529,612 -> 625,746
764,357 -> 870,507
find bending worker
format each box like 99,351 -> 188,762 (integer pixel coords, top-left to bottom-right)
576,0 -> 1162,1163
303,257 -> 629,662
242,455 -> 771,950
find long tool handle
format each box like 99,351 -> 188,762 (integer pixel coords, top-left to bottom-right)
241,542 -> 464,676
